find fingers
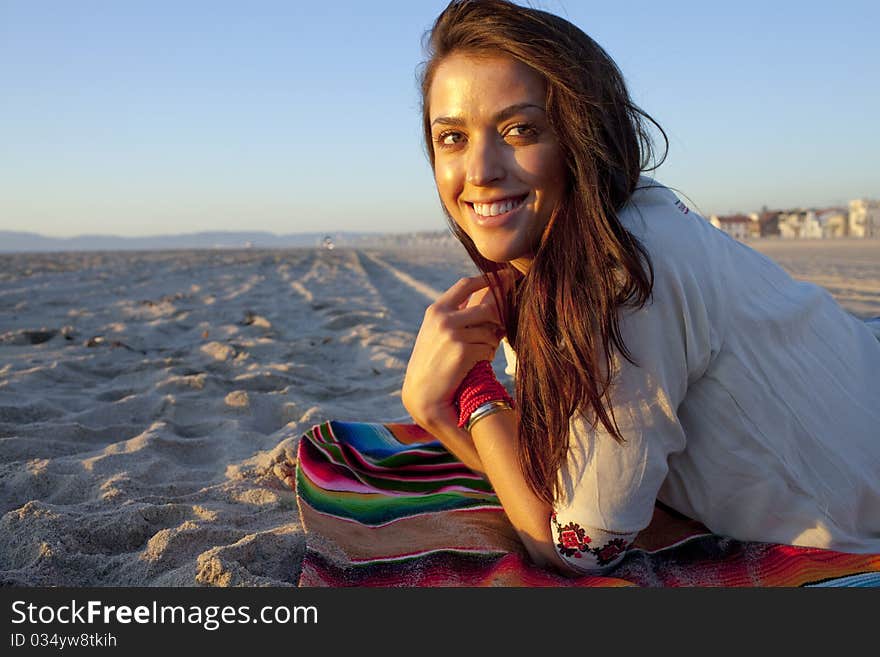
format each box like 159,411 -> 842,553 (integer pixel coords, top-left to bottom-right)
461,283 -> 504,311
435,275 -> 491,310
425,294 -> 503,335
451,302 -> 502,328
456,325 -> 503,348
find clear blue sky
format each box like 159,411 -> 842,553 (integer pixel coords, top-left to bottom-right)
1,0 -> 877,238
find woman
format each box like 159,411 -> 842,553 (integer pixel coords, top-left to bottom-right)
401,0 -> 880,575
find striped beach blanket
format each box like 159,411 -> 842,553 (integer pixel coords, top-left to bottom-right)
289,420 -> 880,587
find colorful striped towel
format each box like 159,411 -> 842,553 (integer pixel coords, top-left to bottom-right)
289,420 -> 880,587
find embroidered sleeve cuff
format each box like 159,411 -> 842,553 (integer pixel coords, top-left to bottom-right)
550,511 -> 637,573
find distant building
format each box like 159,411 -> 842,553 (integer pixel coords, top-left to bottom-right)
705,200 -> 873,241
778,210 -> 822,239
816,208 -> 848,238
746,213 -> 762,239
802,211 -> 822,239
757,211 -> 781,237
849,199 -> 880,238
710,214 -> 751,242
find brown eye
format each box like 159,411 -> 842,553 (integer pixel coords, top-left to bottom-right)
437,130 -> 465,146
506,123 -> 538,138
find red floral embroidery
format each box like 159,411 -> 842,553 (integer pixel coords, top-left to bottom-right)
551,513 -> 592,558
551,513 -> 632,566
560,528 -> 586,550
593,538 -> 630,566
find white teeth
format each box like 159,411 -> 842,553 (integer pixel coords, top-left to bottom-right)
473,197 -> 523,217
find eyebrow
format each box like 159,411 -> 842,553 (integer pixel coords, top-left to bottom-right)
430,102 -> 545,128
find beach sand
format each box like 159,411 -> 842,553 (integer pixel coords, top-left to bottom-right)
1,238 -> 878,586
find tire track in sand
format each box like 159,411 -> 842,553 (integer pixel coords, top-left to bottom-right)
358,250 -> 514,385
355,251 -> 443,332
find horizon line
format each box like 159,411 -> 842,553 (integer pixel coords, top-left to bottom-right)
0,228 -> 454,240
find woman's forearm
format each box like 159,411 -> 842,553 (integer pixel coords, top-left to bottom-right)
420,417 -> 486,476
468,409 -> 573,573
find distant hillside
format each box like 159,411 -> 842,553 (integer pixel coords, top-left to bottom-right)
0,230 -> 422,253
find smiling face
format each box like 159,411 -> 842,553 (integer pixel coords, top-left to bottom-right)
428,52 -> 567,273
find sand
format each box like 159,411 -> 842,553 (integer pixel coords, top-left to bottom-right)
1,238 -> 878,586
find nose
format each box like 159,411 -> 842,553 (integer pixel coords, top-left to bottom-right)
465,135 -> 505,186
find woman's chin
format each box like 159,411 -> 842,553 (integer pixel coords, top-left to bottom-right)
470,237 -> 519,264
474,245 -> 531,267
476,249 -> 516,265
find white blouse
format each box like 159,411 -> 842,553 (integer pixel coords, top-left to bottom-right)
501,179 -> 880,573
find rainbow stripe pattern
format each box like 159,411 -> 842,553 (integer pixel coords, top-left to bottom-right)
292,420 -> 880,587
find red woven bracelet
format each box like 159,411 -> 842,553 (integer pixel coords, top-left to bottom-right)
455,360 -> 515,429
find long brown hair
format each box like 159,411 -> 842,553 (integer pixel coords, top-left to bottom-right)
419,0 -> 665,505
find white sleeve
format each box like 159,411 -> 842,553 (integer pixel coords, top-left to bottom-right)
501,337 -> 517,377
550,253 -> 715,574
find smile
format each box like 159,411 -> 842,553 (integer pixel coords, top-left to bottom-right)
468,194 -> 528,218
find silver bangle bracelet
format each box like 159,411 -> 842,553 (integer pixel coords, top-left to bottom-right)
465,400 -> 513,432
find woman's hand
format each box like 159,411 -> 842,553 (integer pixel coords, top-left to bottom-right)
402,275 -> 504,433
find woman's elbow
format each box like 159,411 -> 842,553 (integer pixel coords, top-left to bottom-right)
521,535 -> 622,578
